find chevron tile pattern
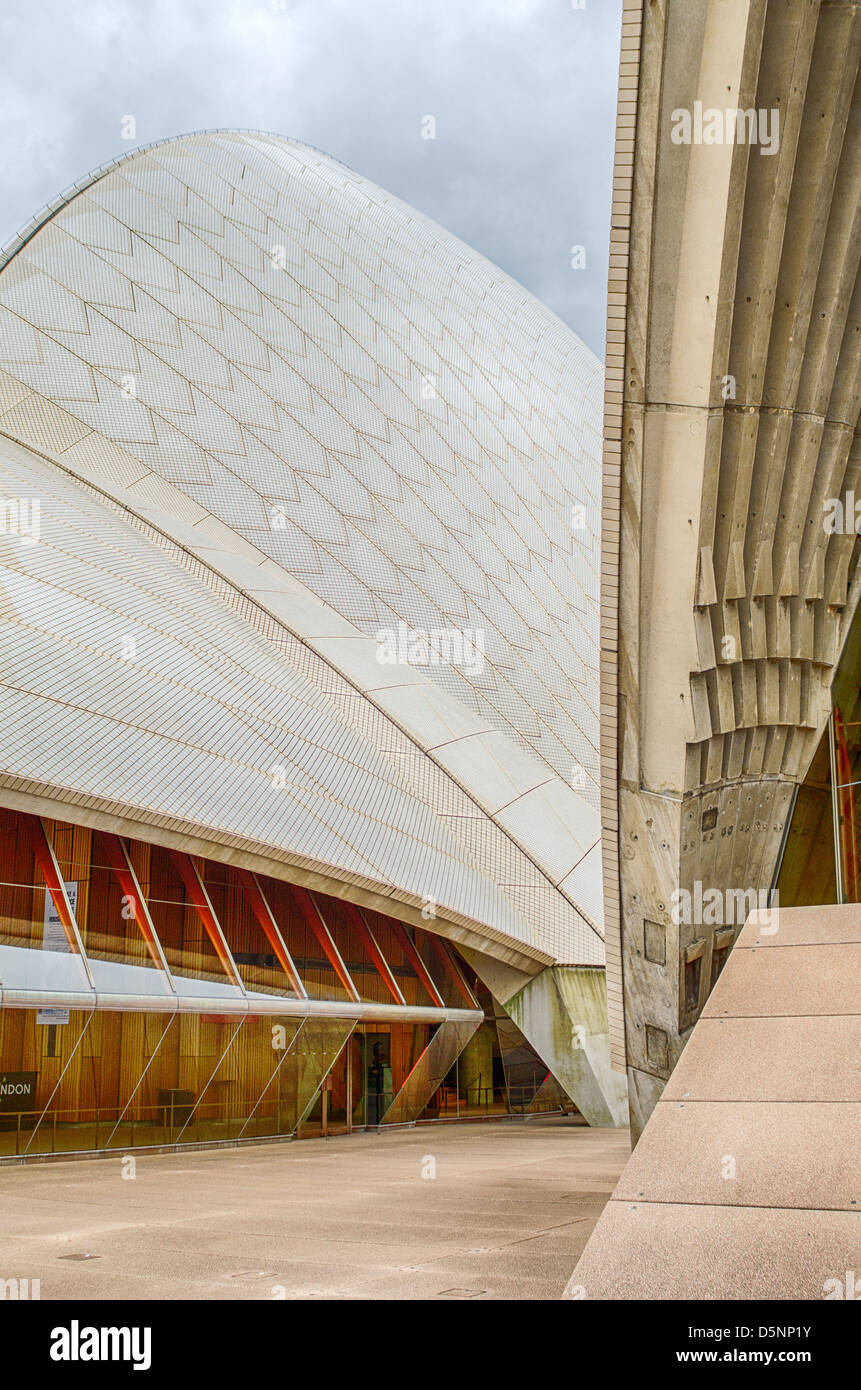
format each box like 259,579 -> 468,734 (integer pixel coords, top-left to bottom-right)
0,131 -> 603,805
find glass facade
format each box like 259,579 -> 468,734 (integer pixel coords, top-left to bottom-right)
381,1020 -> 481,1125
776,601 -> 861,911
0,807 -> 575,1158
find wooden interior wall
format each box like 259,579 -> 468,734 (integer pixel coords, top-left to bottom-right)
258,875 -> 346,1001
364,911 -> 434,1007
145,846 -> 223,983
0,809 -> 469,1144
315,897 -> 385,1005
0,810 -> 449,1009
0,808 -> 46,948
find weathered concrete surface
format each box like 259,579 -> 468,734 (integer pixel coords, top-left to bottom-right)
565,904 -> 861,1299
461,946 -> 629,1127
602,0 -> 861,1141
504,967 -> 629,1128
0,1118 -> 629,1301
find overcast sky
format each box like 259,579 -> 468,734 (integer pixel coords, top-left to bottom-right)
1,0 -> 622,357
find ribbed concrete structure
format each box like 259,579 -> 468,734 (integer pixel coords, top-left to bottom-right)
601,0 -> 861,1135
566,904 -> 861,1299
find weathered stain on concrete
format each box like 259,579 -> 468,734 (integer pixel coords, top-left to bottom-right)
505,967 -> 629,1128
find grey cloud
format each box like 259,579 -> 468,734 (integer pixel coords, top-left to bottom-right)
1,0 -> 621,355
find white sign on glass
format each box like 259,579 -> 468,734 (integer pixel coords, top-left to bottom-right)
38,880 -> 78,1023
41,881 -> 78,953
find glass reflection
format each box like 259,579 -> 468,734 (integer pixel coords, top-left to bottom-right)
0,811 -> 94,998
381,1020 -> 479,1125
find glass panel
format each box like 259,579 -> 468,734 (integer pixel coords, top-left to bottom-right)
104,1013 -> 179,1148
779,600 -> 861,909
0,1008 -> 190,1156
777,724 -> 837,905
174,1017 -> 245,1145
0,811 -> 93,997
0,1005 -> 45,1156
350,1022 -> 426,1125
13,1009 -> 97,1156
137,1013 -> 233,1143
526,1071 -> 572,1115
456,1020 -> 509,1117
362,911 -> 436,1007
312,896 -> 387,1005
0,1004 -> 361,1154
413,926 -> 466,1008
0,882 -> 94,997
202,864 -> 299,998
297,1027 -> 355,1139
495,1011 -> 551,1113
139,845 -> 242,1002
258,876 -> 351,1003
381,1019 -> 479,1125
283,1018 -> 355,1137
68,830 -> 171,996
237,1017 -> 305,1139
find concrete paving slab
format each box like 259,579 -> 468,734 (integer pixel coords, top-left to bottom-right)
703,943 -> 861,1016
567,904 -> 861,1299
662,1016 -> 861,1101
567,1201 -> 861,1301
613,1100 -> 861,1210
736,903 -> 861,949
0,1118 -> 630,1301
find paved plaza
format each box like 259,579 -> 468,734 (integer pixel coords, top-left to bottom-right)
0,1118 -> 629,1301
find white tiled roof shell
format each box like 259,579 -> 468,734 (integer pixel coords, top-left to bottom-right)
0,131 -> 605,962
0,435 -> 597,962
